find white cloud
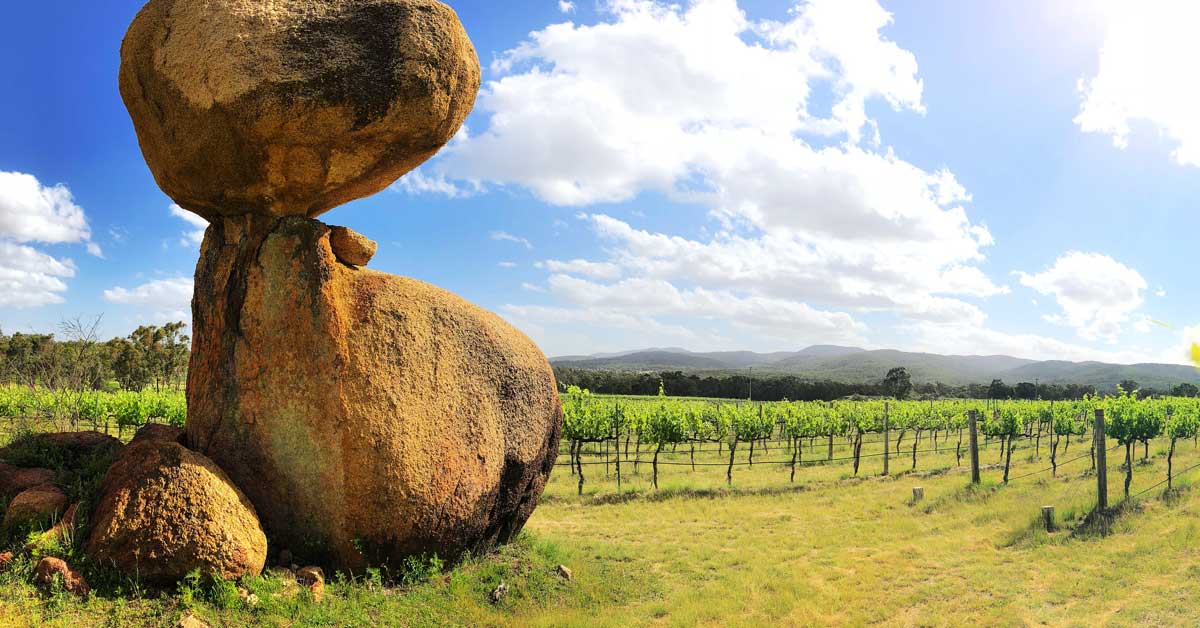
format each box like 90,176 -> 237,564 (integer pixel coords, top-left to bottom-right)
0,242 -> 76,308
537,258 -> 622,280
0,172 -> 101,306
498,261 -> 518,268
0,171 -> 94,245
1016,251 -> 1146,343
103,277 -> 194,316
906,318 -> 1158,365
169,204 -> 208,247
1156,287 -> 1167,297
490,230 -> 533,249
390,168 -> 475,198
1076,2 -> 1200,166
559,0 -> 575,13
521,282 -> 547,293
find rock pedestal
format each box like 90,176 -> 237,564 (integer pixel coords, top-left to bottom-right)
186,216 -> 561,571
119,0 -> 562,576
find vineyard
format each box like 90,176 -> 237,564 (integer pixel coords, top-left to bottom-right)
560,386 -> 1200,507
0,384 -> 186,438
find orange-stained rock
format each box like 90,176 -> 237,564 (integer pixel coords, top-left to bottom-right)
0,463 -> 54,499
0,552 -> 13,571
297,566 -> 326,602
118,0 -> 480,221
34,557 -> 89,596
85,439 -> 267,584
329,226 -> 378,266
186,216 -> 562,572
2,484 -> 68,532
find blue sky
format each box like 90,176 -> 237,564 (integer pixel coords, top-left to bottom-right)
2,0 -> 1199,364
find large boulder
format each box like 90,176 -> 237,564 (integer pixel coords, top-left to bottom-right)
85,439 -> 267,584
118,0 -> 480,220
186,216 -> 562,572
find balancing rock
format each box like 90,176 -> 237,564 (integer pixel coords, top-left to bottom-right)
119,0 -> 480,220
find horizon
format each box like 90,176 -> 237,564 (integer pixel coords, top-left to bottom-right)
6,1 -> 1200,366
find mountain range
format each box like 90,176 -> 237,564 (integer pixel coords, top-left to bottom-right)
550,345 -> 1200,390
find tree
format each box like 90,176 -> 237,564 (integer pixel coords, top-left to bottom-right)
882,367 -> 913,400
988,379 -> 1012,400
1119,379 -> 1139,395
1014,382 -> 1037,400
1171,383 -> 1199,398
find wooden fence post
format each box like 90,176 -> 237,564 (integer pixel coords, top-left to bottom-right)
883,401 -> 890,476
1095,409 -> 1108,511
1041,505 -> 1055,531
912,486 -> 924,502
969,410 -> 980,484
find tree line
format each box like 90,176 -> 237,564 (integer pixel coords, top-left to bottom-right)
0,319 -> 189,393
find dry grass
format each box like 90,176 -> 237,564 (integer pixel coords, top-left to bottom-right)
2,424 -> 1198,626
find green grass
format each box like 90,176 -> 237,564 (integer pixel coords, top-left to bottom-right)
3,423 -> 1200,626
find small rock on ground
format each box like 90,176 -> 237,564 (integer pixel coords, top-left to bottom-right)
556,564 -> 573,581
34,556 -> 89,597
297,566 -> 325,602
490,581 -> 509,604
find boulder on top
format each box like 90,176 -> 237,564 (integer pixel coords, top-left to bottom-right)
118,0 -> 480,221
3,484 -> 68,533
329,226 -> 378,266
186,216 -> 562,573
0,463 -> 54,500
85,439 -> 267,584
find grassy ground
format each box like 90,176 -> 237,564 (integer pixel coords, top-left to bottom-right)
2,420 -> 1199,626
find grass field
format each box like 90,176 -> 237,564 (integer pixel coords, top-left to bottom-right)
2,421 -> 1199,627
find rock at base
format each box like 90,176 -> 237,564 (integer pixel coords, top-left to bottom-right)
297,566 -> 326,602
0,464 -> 54,500
186,216 -> 562,573
34,557 -> 89,596
85,439 -> 267,584
2,484 -> 68,532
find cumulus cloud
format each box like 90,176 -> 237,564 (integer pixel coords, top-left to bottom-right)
401,0 -> 1014,354
169,204 -> 208,247
0,171 -> 101,307
1016,251 -> 1147,343
490,230 -> 533,249
559,0 -> 575,13
1076,2 -> 1200,166
103,277 -> 194,322
536,258 -> 622,280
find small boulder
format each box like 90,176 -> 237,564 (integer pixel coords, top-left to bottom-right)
132,423 -> 185,445
329,226 -> 377,266
0,552 -> 13,571
297,566 -> 325,602
556,564 -> 573,581
0,463 -> 55,500
85,439 -> 267,584
34,557 -> 89,596
2,484 -> 68,532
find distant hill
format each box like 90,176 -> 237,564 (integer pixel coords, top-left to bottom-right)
551,346 -> 1200,390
